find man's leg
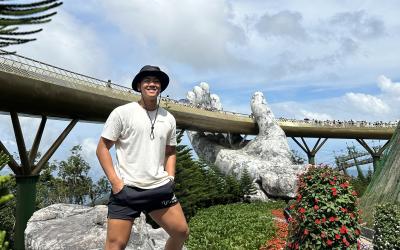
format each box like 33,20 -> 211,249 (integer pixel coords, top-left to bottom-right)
105,218 -> 133,250
149,203 -> 189,250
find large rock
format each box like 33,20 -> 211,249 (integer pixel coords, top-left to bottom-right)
25,203 -> 171,250
186,83 -> 307,199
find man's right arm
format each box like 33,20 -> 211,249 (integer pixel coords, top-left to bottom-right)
96,137 -> 124,194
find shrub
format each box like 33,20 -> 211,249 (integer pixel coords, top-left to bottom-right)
373,203 -> 400,249
187,202 -> 284,249
286,165 -> 361,249
0,152 -> 13,249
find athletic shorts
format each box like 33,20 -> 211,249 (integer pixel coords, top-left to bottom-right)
107,180 -> 178,220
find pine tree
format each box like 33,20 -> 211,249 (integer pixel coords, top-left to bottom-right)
240,168 -> 257,202
0,0 -> 63,54
174,130 -> 245,221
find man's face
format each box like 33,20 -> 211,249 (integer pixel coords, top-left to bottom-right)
138,76 -> 161,98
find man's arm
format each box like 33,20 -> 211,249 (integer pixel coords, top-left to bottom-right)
96,137 -> 124,194
165,145 -> 177,178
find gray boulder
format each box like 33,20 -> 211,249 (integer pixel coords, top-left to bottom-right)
187,83 -> 307,199
25,203 -> 171,250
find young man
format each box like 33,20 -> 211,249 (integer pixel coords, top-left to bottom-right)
96,65 -> 189,250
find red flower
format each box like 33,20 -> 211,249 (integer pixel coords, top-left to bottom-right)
333,176 -> 337,180
340,182 -> 349,188
314,205 -> 319,210
304,229 -> 309,235
322,217 -> 326,223
355,229 -> 360,235
343,237 -> 350,247
352,191 -> 358,196
331,187 -> 338,196
314,198 -> 319,203
326,239 -> 333,246
299,207 -> 306,213
321,232 -> 326,238
340,225 -> 348,234
315,219 -> 321,224
297,194 -> 302,201
335,234 -> 341,239
329,216 -> 335,222
329,180 -> 335,185
340,207 -> 348,213
349,213 -> 355,218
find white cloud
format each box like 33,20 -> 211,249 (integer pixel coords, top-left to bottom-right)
101,0 -> 246,70
377,75 -> 400,98
300,110 -> 332,121
11,9 -> 109,78
343,92 -> 390,115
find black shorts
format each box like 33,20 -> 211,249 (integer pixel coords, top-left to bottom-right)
107,180 -> 178,220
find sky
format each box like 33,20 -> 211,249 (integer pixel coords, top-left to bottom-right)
1,0 -> 400,178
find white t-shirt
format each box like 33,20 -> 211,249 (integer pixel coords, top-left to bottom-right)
101,102 -> 177,189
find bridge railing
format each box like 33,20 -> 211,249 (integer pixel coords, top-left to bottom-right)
0,52 -> 136,97
0,52 -> 398,130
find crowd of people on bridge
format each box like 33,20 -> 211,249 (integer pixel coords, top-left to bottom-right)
277,117 -> 399,128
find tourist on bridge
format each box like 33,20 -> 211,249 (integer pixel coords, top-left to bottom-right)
96,65 -> 189,250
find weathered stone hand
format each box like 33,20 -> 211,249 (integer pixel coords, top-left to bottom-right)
186,83 -> 307,199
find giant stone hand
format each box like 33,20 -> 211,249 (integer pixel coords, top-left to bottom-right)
186,83 -> 307,199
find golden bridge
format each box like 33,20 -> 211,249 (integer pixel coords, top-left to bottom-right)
0,53 -> 396,139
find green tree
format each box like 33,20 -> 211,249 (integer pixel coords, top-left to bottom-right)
240,168 -> 257,202
291,149 -> 306,164
57,145 -> 92,205
174,130 -> 249,221
0,151 -> 13,249
0,0 -> 62,54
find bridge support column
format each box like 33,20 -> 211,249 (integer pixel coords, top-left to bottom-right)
0,112 -> 78,250
355,139 -> 390,171
291,137 -> 328,165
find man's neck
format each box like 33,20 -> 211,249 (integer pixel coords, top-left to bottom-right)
139,98 -> 158,111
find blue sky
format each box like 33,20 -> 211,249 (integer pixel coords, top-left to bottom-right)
1,0 -> 400,178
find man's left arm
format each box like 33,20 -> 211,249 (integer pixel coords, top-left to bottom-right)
165,145 -> 177,179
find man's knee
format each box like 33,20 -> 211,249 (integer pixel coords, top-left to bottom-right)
106,238 -> 128,250
173,225 -> 189,240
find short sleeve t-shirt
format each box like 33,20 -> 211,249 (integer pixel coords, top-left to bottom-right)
101,102 -> 177,189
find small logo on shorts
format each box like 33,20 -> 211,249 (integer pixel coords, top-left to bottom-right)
161,194 -> 178,206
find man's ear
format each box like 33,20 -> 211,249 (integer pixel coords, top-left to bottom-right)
137,83 -> 141,92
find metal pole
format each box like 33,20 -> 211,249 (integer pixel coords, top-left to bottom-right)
14,175 -> 39,250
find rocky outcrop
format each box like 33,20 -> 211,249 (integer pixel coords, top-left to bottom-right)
25,203 -> 170,250
186,83 -> 307,199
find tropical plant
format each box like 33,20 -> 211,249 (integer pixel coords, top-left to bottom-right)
286,165 -> 361,249
0,151 -> 13,249
0,0 -> 62,54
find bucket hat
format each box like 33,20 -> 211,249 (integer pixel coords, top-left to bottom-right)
132,65 -> 169,92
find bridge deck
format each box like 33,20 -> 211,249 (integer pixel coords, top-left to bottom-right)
0,54 -> 395,139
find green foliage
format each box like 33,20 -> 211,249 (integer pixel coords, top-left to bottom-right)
239,168 -> 257,202
286,165 -> 361,249
373,203 -> 400,249
349,167 -> 373,197
56,145 -> 93,205
291,149 -> 306,164
187,202 -> 284,250
0,0 -> 63,53
0,146 -> 111,247
0,152 -> 12,249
